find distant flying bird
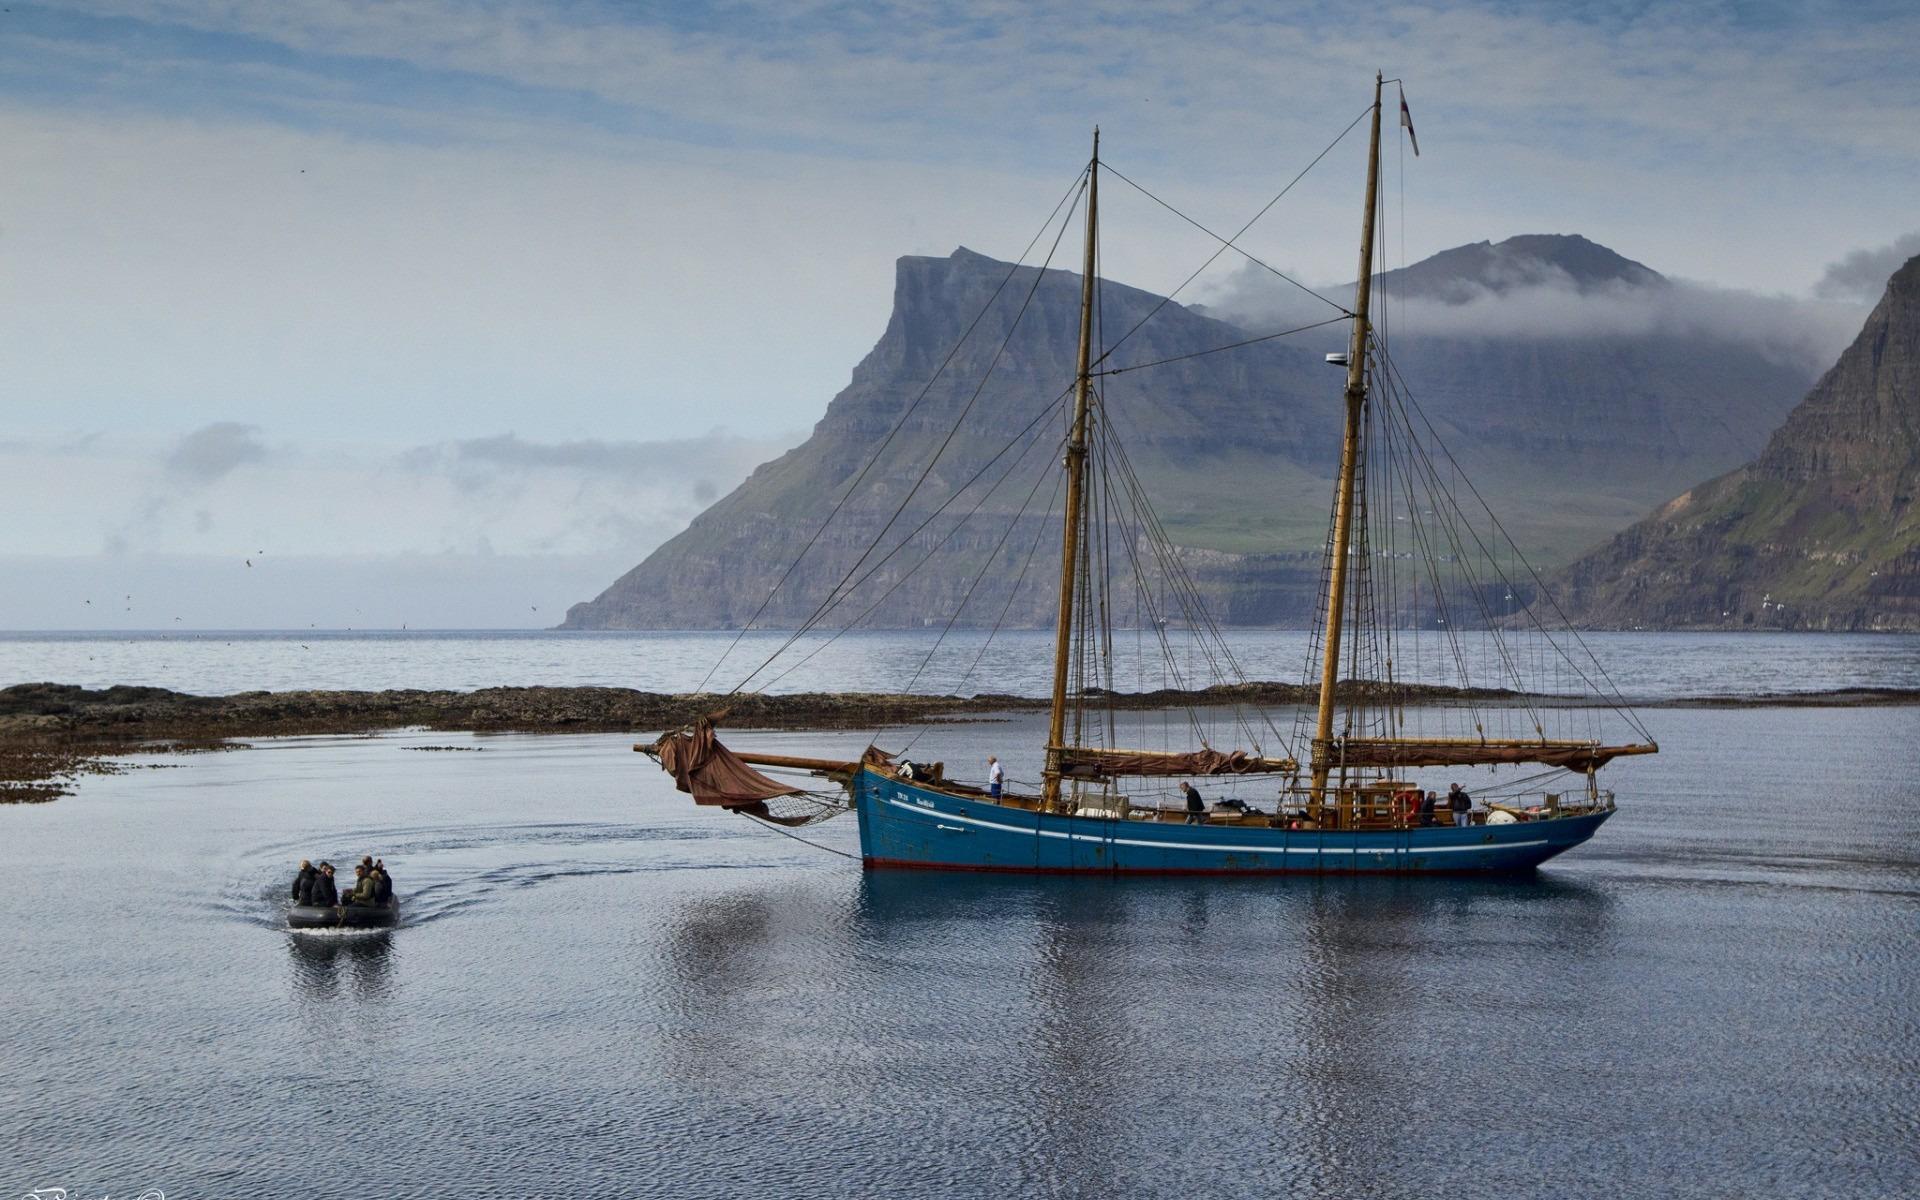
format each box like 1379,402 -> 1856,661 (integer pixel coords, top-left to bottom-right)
246,559 -> 252,567
84,599 -> 90,605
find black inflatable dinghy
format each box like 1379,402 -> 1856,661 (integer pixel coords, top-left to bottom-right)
288,900 -> 400,929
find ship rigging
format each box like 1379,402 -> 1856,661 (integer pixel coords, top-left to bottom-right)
642,74 -> 1656,874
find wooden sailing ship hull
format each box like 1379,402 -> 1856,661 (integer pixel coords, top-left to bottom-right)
854,768 -> 1610,875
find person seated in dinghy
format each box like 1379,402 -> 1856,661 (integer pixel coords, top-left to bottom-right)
309,863 -> 339,907
342,863 -> 380,907
372,859 -> 394,903
291,860 -> 316,904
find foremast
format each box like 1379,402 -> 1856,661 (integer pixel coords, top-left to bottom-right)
1042,130 -> 1100,812
1306,76 -> 1657,800
1310,72 -> 1385,803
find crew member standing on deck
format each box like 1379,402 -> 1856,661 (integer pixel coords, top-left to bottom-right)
987,756 -> 1004,799
1448,782 -> 1472,827
1181,781 -> 1207,825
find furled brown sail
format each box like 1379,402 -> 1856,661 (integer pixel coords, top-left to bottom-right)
1326,738 -> 1656,773
1053,746 -> 1299,778
653,719 -> 804,808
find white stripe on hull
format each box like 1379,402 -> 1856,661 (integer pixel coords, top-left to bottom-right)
879,795 -> 1553,856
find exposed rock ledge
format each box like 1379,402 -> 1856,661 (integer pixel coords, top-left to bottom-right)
3,681 -> 1915,803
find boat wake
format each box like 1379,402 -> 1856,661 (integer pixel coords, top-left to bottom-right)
224,819 -> 780,931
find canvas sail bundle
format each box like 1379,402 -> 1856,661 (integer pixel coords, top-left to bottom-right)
653,719 -> 803,808
1054,746 -> 1298,778
1326,738 -> 1657,773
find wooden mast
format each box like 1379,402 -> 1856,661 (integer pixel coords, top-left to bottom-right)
1310,73 -> 1385,803
1043,129 -> 1100,811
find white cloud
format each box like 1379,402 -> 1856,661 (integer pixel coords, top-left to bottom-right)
49,1 -> 1920,169
1815,232 -> 1920,302
1204,263 -> 1870,377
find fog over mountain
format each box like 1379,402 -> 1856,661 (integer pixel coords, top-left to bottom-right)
1815,231 -> 1920,302
1204,234 -> 1870,377
1552,253 -> 1920,631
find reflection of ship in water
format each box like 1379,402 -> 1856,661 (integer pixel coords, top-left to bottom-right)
650,881 -> 859,1093
1287,873 -> 1615,1191
645,870 -> 1614,1193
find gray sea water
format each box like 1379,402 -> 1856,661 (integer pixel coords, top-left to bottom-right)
5,628 -> 1920,698
5,693 -> 1920,1196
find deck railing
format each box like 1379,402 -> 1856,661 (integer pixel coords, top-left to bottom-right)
1089,787 -> 1615,830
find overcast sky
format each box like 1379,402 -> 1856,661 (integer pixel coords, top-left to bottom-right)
3,1 -> 1917,628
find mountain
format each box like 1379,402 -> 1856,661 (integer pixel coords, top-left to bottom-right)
564,240 -> 1816,630
1368,233 -> 1665,303
1549,255 -> 1920,630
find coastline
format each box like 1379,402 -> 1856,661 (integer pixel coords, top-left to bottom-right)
4,680 -> 1918,803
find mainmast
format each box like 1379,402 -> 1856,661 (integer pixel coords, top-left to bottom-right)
1310,73 -> 1385,802
1043,130 -> 1100,811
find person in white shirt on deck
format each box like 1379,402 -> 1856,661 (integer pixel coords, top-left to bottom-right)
987,756 -> 1004,799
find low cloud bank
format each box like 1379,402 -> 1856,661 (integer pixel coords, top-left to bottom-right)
1814,232 -> 1920,302
404,431 -> 794,507
1,427 -> 804,627
1202,257 -> 1875,378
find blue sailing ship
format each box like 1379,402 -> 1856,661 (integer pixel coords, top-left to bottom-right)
644,74 -> 1657,875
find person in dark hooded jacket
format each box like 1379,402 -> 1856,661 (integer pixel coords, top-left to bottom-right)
372,860 -> 393,904
310,863 -> 339,907
1447,782 -> 1473,828
291,860 -> 316,904
1181,782 -> 1207,825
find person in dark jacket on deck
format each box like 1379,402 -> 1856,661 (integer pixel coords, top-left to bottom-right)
291,860 -> 316,904
1418,791 -> 1439,828
1181,781 -> 1207,825
311,863 -> 339,907
1448,783 -> 1472,828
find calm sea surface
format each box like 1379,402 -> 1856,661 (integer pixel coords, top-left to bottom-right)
4,628 -> 1920,698
5,692 -> 1919,1196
